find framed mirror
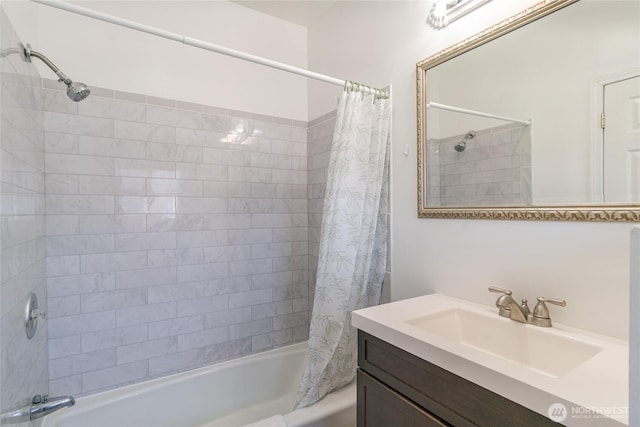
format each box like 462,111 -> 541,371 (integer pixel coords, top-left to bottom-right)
417,0 -> 640,221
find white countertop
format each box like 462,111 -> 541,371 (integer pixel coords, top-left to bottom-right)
352,294 -> 628,426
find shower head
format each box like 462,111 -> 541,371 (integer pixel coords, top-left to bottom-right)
23,44 -> 90,102
454,130 -> 476,152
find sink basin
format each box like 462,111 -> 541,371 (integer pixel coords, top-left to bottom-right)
406,308 -> 602,378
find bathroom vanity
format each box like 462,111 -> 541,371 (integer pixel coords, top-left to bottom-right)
352,294 -> 628,427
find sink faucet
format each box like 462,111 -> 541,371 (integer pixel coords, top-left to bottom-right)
488,286 -> 566,327
1,395 -> 76,423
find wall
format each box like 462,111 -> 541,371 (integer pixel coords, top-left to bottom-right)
43,82 -> 309,396
308,0 -> 633,340
0,6 -> 48,425
8,0 -> 308,121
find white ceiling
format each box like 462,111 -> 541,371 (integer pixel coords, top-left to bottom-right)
229,0 -> 337,28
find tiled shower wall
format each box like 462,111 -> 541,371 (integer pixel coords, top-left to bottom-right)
0,9 -> 49,421
427,124 -> 532,206
306,111 -> 336,303
43,82 -> 310,396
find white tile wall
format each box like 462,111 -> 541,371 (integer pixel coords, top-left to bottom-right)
43,83 -> 310,396
1,8 -> 48,422
428,124 -> 532,206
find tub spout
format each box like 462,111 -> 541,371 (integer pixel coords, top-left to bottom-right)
30,395 -> 75,420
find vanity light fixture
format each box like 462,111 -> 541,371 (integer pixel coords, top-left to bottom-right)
428,0 -> 492,29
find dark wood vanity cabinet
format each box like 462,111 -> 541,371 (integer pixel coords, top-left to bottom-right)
357,331 -> 562,427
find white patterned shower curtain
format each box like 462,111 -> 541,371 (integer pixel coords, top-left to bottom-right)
295,87 -> 391,409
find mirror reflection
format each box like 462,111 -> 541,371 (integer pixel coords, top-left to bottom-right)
423,0 -> 640,208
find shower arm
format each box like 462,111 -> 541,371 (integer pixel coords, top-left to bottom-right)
23,44 -> 72,85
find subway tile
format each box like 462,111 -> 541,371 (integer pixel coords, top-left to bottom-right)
251,242 -> 292,260
148,248 -> 203,267
117,337 -> 178,365
79,176 -> 146,195
147,96 -> 176,108
115,196 -> 176,214
48,311 -> 116,339
45,132 -> 78,154
114,158 -> 175,178
252,330 -> 293,352
177,326 -> 229,352
250,152 -> 291,170
46,195 -> 114,215
202,246 -> 251,264
146,214 -> 203,232
81,288 -> 147,313
228,229 -> 272,245
204,338 -> 252,363
228,258 -> 272,276
79,215 -> 147,235
272,169 -> 306,184
202,182 -> 250,198
227,198 -> 272,214
115,90 -> 146,104
251,271 -> 292,289
148,282 -> 204,303
46,256 -> 80,277
48,272 -> 116,298
228,289 -> 272,309
115,232 -> 176,251
146,106 -> 201,129
81,361 -> 148,394
114,120 -> 175,143
49,336 -> 82,359
79,136 -> 146,159
46,153 -> 114,176
115,266 -> 177,289
229,318 -> 273,340
251,300 -> 292,321
175,163 -> 227,181
46,215 -> 79,235
79,97 -> 146,121
149,349 -> 204,377
177,262 -> 228,283
43,90 -> 78,114
201,214 -> 251,230
147,179 -> 202,197
47,234 -> 115,256
274,311 -> 308,331
176,294 -> 229,317
49,375 -> 82,397
175,128 -> 223,146
250,183 -> 292,199
176,197 -> 226,214
116,302 -> 176,327
250,213 -> 292,228
49,349 -> 116,379
148,315 -> 204,340
202,148 -> 250,166
203,307 -> 252,329
48,295 -> 81,318
46,174 -> 79,194
228,166 -> 271,183
45,112 -> 113,137
81,325 -> 148,352
147,142 -> 202,163
177,230 -> 227,248
206,276 -> 254,297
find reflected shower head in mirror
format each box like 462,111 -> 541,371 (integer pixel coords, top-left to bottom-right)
23,43 -> 90,102
454,130 -> 476,152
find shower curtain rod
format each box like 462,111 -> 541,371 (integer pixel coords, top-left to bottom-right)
30,0 -> 388,97
427,101 -> 531,126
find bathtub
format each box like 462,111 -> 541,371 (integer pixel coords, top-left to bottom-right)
41,342 -> 356,427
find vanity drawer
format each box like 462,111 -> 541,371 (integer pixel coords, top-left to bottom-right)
357,370 -> 450,427
357,331 -> 561,427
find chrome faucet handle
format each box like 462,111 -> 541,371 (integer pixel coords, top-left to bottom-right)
529,297 -> 566,327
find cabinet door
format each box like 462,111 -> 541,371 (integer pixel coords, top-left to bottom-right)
358,370 -> 451,427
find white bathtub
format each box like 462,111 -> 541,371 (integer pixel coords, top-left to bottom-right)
41,342 -> 356,427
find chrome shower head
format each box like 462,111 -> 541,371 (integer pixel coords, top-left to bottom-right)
66,81 -> 90,102
23,43 -> 90,102
454,130 -> 476,153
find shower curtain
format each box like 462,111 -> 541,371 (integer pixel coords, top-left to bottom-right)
295,86 -> 391,409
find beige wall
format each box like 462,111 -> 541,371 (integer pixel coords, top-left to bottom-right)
308,0 -> 632,339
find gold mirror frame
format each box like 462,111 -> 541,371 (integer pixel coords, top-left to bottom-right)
416,0 -> 640,222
